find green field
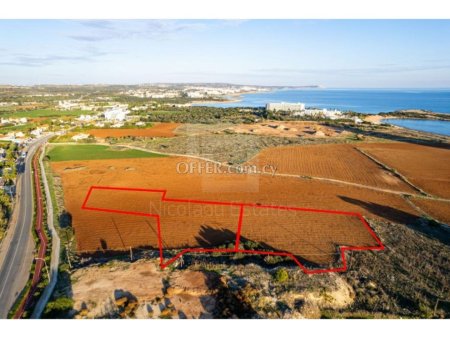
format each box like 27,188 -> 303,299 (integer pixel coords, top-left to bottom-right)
2,109 -> 90,118
0,123 -> 36,135
46,145 -> 166,161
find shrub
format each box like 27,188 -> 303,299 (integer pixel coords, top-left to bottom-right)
274,268 -> 289,283
419,303 -> 433,319
43,297 -> 74,318
243,240 -> 260,250
264,255 -> 284,265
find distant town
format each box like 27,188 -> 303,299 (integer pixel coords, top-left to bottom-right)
0,83 -> 357,145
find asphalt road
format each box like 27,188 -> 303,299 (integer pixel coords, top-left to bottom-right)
0,136 -> 50,318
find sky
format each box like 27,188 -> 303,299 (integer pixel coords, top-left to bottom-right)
0,19 -> 450,87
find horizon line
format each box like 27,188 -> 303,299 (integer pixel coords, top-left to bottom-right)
1,83 -> 450,90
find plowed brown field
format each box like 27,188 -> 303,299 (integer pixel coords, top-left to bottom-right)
247,144 -> 414,192
411,197 -> 450,225
51,155 -> 419,265
85,188 -> 241,250
357,142 -> 450,198
88,123 -> 180,138
240,207 -> 377,265
83,188 -> 378,264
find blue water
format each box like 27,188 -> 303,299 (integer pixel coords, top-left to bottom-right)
198,88 -> 450,114
383,119 -> 450,137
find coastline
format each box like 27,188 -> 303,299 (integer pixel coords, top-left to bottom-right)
382,118 -> 450,137
364,115 -> 384,124
190,89 -> 269,106
190,89 -> 450,114
190,97 -> 241,105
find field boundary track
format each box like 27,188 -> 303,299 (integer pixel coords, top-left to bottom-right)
354,147 -> 429,196
51,142 -> 450,202
81,186 -> 385,274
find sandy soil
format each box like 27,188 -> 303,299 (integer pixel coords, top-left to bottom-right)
247,143 -> 414,192
364,115 -> 384,124
71,260 -> 216,318
70,258 -> 356,319
88,123 -> 180,138
83,187 -> 379,265
226,121 -> 347,138
358,142 -> 450,198
410,197 -> 450,224
51,154 -> 419,265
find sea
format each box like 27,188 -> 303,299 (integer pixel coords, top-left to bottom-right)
382,119 -> 450,137
196,88 -> 450,136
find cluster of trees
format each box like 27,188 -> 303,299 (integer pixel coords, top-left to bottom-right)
0,142 -> 18,238
1,142 -> 18,184
141,105 -> 360,125
0,191 -> 10,237
144,106 -> 266,124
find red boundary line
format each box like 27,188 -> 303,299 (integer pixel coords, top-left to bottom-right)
81,185 -> 384,274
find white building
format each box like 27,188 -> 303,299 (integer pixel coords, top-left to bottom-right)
293,108 -> 343,120
30,128 -> 42,137
131,105 -> 148,111
266,102 -> 306,112
79,105 -> 97,111
72,133 -> 90,141
58,100 -> 79,110
325,109 -> 343,119
104,107 -> 129,121
266,102 -> 343,120
78,114 -> 93,122
0,102 -> 18,107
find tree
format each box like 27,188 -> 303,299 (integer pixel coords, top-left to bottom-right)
0,190 -> 11,208
43,297 -> 74,318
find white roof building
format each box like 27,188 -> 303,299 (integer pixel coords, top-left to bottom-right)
72,133 -> 90,141
78,114 -> 93,122
111,122 -> 125,128
266,102 -> 306,112
293,108 -> 343,119
30,129 -> 42,137
58,100 -> 79,110
104,107 -> 129,121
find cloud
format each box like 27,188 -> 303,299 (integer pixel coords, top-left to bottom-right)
69,20 -> 207,42
253,63 -> 450,76
0,48 -> 108,67
218,20 -> 249,27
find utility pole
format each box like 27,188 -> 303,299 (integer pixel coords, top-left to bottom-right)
179,255 -> 184,268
